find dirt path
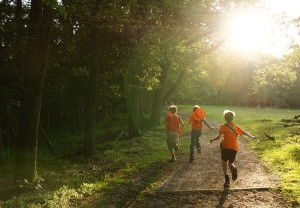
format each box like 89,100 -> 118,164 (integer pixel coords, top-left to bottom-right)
128,120 -> 293,208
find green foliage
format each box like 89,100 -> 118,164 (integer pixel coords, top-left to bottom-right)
286,46 -> 300,69
1,112 -> 178,207
249,50 -> 300,107
2,0 -> 300,205
44,186 -> 81,208
124,36 -> 161,91
1,196 -> 29,208
253,62 -> 296,90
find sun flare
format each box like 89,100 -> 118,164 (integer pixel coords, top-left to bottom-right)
225,1 -> 300,58
227,12 -> 271,54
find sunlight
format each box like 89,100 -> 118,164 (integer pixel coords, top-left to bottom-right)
226,12 -> 271,54
225,1 -> 300,58
264,0 -> 300,19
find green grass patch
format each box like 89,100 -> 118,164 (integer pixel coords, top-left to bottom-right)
1,106 -> 299,207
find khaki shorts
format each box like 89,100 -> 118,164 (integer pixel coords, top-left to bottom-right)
167,131 -> 179,151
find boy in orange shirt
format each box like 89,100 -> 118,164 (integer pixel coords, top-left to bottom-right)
210,110 -> 258,188
165,105 -> 184,162
189,105 -> 214,162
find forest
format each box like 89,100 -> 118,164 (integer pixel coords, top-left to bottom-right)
0,0 -> 300,207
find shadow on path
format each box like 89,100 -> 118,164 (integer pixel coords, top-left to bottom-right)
217,188 -> 230,207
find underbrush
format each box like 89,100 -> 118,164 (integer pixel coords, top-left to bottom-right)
0,113 -> 188,208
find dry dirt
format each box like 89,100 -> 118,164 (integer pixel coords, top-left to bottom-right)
127,120 -> 296,208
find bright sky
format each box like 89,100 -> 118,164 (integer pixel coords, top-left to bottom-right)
264,0 -> 300,19
225,0 -> 300,58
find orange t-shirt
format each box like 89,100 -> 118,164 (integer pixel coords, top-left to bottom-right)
165,113 -> 181,133
189,115 -> 203,130
189,108 -> 206,130
219,123 -> 244,151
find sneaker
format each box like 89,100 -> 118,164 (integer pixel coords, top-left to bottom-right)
197,148 -> 202,153
189,156 -> 194,162
231,165 -> 238,181
169,158 -> 177,162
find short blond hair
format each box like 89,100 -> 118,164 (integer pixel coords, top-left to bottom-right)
224,110 -> 235,122
193,105 -> 200,112
169,105 -> 177,113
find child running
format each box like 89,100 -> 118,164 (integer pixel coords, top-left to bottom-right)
189,105 -> 214,162
165,105 -> 184,162
210,110 -> 258,188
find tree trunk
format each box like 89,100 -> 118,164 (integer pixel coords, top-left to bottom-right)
149,41 -> 224,126
15,0 -> 24,80
14,0 -> 53,181
71,109 -> 76,135
0,127 -> 5,165
163,70 -> 188,104
39,124 -> 54,154
76,105 -> 82,130
138,95 -> 147,128
129,89 -> 141,138
84,22 -> 100,158
149,63 -> 170,125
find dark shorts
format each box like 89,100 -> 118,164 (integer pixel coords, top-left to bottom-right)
221,149 -> 237,163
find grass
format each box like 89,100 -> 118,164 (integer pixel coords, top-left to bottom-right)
0,114 -> 183,207
191,105 -> 300,205
0,105 -> 299,207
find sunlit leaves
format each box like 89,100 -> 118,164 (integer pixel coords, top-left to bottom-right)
251,60 -> 297,106
285,46 -> 300,69
124,36 -> 161,91
124,29 -> 189,92
254,65 -> 296,90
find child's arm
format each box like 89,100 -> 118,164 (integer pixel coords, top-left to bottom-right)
203,118 -> 214,130
164,119 -> 168,132
243,131 -> 258,139
179,117 -> 184,133
210,132 -> 221,143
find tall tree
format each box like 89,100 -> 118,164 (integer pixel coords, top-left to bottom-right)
84,6 -> 100,158
15,0 -> 54,181
0,128 -> 4,164
147,0 -> 229,125
286,47 -> 300,108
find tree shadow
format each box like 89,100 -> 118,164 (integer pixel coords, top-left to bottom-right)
216,188 -> 230,207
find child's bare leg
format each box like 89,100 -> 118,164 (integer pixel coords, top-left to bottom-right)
222,160 -> 230,188
170,149 -> 176,161
222,160 -> 228,175
229,162 -> 238,180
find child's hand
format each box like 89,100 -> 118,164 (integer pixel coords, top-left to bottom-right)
210,127 -> 215,130
251,136 -> 259,144
210,139 -> 214,144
